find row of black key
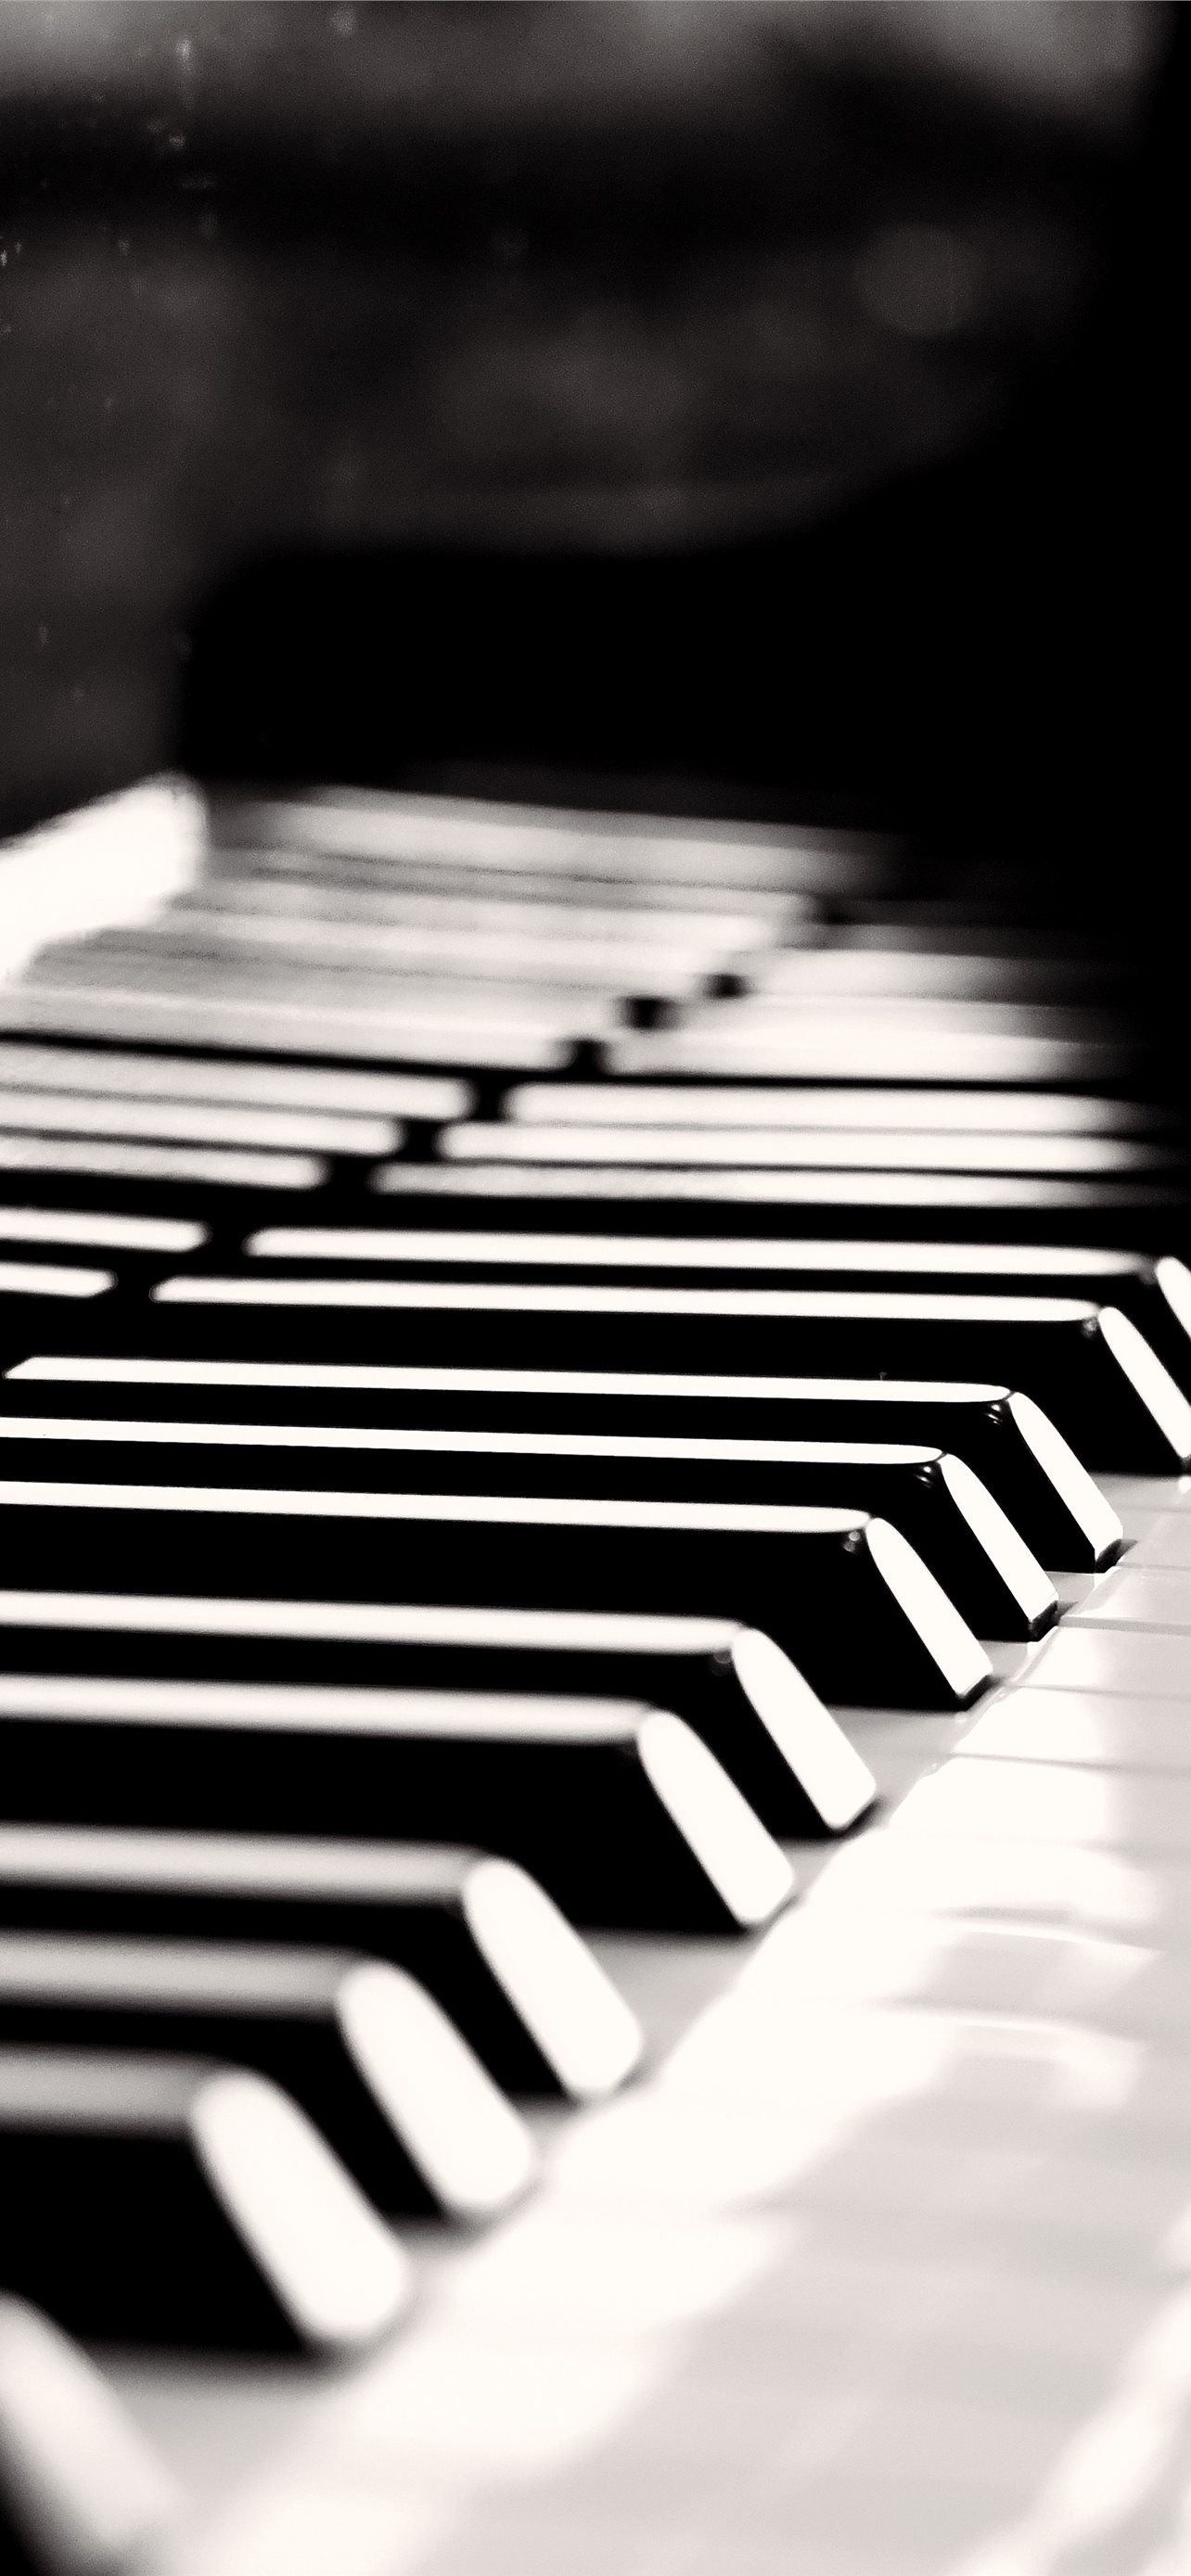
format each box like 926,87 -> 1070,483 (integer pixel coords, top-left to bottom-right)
3,797 -> 1189,2567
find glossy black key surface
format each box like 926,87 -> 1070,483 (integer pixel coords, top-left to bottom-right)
0,1677 -> 794,1934
0,2295 -> 184,2576
143,1276 -> 1191,1472
0,2047 -> 411,2353
0,1825 -> 641,2100
244,1225 -> 1191,1395
0,1483 -> 992,1708
0,1416 -> 1055,1640
0,1933 -> 536,2221
0,1590 -> 873,1837
6,1357 -> 1121,1569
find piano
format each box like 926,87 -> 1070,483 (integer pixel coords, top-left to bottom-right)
3,769 -> 1191,2574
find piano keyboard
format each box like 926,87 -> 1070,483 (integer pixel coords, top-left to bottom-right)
3,775 -> 1191,2574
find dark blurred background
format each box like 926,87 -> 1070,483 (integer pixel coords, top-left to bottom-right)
0,2 -> 1182,857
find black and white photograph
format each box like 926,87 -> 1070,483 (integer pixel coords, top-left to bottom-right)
0,6 -> 1186,2571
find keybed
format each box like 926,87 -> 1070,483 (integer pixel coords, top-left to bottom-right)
1,777 -> 1190,2576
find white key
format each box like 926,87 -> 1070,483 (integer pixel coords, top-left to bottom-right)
1128,1516 -> 1191,1569
0,1134 -> 326,1191
892,1757 -> 1191,1856
508,1084 -> 1159,1135
0,1088 -> 397,1156
1023,1625 -> 1191,1701
436,1123 -> 1160,1175
960,1689 -> 1191,1767
0,1043 -> 468,1121
1069,1568 -> 1191,1629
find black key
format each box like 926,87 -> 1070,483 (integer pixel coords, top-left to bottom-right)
0,2294 -> 184,2576
0,1824 -> 641,2100
141,1276 -> 1191,1471
371,1159 -> 1189,1254
0,1484 -> 992,1709
0,1261 -> 122,1374
244,1225 -> 1191,1396
0,1932 -> 536,2221
0,1590 -> 875,1839
0,1416 -> 1055,1641
0,2047 -> 411,2353
6,1356 -> 1121,1569
0,1677 -> 794,1934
